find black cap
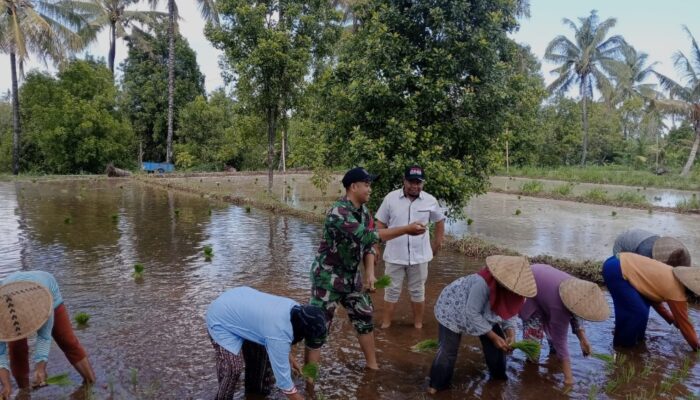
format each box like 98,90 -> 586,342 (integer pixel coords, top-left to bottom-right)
342,167 -> 378,188
404,165 -> 425,181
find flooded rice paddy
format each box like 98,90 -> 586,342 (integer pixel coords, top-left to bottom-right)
0,178 -> 699,399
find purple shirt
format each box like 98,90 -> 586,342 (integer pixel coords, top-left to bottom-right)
519,264 -> 579,360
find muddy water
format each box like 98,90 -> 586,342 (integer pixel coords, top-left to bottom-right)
165,174 -> 700,263
2,180 -> 700,399
490,176 -> 700,208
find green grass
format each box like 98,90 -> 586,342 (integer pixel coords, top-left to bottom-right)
676,194 -> 700,211
551,182 -> 575,196
582,188 -> 608,202
501,165 -> 700,191
613,191 -> 649,205
520,180 -> 545,194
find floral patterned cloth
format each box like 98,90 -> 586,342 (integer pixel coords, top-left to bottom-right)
434,274 -> 518,336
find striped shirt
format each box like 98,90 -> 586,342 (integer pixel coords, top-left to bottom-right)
0,271 -> 63,370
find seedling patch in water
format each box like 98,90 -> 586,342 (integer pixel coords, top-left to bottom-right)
74,312 -> 90,326
302,363 -> 319,380
133,263 -> 145,279
410,339 -> 439,352
46,373 -> 73,387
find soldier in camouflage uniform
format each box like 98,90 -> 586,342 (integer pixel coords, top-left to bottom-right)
305,167 -> 426,385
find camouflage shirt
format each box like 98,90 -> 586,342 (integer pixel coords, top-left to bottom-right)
310,197 -> 381,294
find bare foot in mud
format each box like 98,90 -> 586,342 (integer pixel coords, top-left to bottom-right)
380,322 -> 391,329
414,323 -> 423,329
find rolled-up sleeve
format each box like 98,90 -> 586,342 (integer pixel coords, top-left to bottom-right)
266,339 -> 294,391
33,312 -> 54,364
463,281 -> 495,336
0,342 -> 8,371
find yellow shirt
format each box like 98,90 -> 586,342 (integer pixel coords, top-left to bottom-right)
620,252 -> 687,302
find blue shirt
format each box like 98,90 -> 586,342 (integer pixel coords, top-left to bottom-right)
0,271 -> 64,371
206,287 -> 298,391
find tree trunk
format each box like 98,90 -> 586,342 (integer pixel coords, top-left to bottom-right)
166,0 -> 176,164
680,119 -> 700,177
267,106 -> 277,193
580,85 -> 589,167
10,53 -> 21,175
280,110 -> 288,172
108,21 -> 117,75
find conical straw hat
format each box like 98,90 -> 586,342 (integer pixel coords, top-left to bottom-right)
0,281 -> 53,341
672,267 -> 700,296
653,237 -> 691,267
559,278 -> 610,322
485,255 -> 536,298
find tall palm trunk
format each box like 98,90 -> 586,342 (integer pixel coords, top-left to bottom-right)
166,0 -> 176,163
10,53 -> 21,175
266,105 -> 277,193
580,81 -> 589,166
108,20 -> 117,75
680,117 -> 700,177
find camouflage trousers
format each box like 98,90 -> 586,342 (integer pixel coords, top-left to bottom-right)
309,285 -> 374,346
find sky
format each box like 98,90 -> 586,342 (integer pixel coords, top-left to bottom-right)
1,0 -> 699,96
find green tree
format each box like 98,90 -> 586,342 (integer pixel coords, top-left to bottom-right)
0,98 -> 11,172
321,0 -> 526,216
653,26 -> 700,176
121,24 -> 205,162
545,10 -> 626,166
66,0 -> 167,74
19,58 -> 135,173
162,0 -> 217,164
206,0 -> 342,192
604,45 -> 659,141
175,89 -> 250,170
0,0 -> 87,174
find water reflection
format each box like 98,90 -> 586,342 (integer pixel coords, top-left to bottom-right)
1,180 -> 699,399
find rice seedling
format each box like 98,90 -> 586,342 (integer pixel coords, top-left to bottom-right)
511,339 -> 540,360
587,384 -> 599,400
520,180 -> 544,194
74,312 -> 90,326
410,339 -> 439,352
591,353 -> 614,363
208,208 -> 212,216
111,214 -> 119,223
302,363 -> 319,380
467,218 -> 474,225
203,245 -> 213,256
374,275 -> 392,289
552,183 -> 575,196
614,191 -> 649,205
245,205 -> 251,213
582,188 -> 608,202
676,196 -> 700,212
64,216 -> 72,224
517,195 -> 521,200
514,209 -> 522,216
174,209 -> 180,216
46,373 -> 73,387
611,211 -> 617,217
133,263 -> 144,279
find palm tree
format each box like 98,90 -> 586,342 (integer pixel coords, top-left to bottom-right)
163,0 -> 217,164
653,26 -> 700,177
66,0 -> 166,75
603,45 -> 659,139
0,0 -> 86,174
544,10 -> 626,166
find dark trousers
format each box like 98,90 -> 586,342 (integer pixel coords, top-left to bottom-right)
602,256 -> 651,347
429,323 -> 507,390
